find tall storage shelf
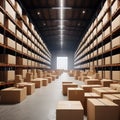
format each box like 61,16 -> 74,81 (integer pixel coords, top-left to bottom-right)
0,0 -> 51,82
74,0 -> 120,81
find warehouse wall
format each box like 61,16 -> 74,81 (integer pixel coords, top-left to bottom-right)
51,50 -> 74,70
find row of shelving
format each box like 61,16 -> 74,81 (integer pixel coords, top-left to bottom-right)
0,0 -> 51,67
74,0 -> 120,80
0,0 -> 51,82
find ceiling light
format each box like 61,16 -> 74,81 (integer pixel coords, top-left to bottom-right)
43,23 -> 46,26
82,10 -> 85,14
52,7 -> 72,10
78,23 -> 80,26
37,11 -> 40,15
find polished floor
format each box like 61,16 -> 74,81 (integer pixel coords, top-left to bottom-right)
0,73 -> 87,120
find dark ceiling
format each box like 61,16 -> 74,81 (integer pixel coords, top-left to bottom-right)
18,0 -> 105,52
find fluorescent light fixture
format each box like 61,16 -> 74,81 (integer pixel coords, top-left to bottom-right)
52,7 -> 72,10
60,0 -> 64,47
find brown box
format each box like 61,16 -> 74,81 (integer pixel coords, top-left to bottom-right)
6,37 -> 15,49
85,79 -> 101,85
0,11 -> 4,25
31,78 -> 42,88
45,77 -> 52,83
112,71 -> 120,80
0,33 -> 4,44
112,36 -> 120,48
16,43 -> 22,52
56,101 -> 84,120
111,0 -> 119,15
112,15 -> 120,31
18,82 -> 35,95
0,54 -> 16,64
101,79 -> 113,87
80,85 -> 102,92
16,30 -> 22,39
92,87 -> 120,97
84,93 -> 101,115
15,1 -> 22,16
62,83 -> 78,96
67,88 -> 84,105
0,87 -> 27,104
112,54 -> 120,64
41,78 -> 48,86
5,0 -> 16,20
87,98 -> 119,120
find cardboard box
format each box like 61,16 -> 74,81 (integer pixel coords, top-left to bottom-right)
22,69 -> 27,79
56,101 -> 84,120
85,79 -> 101,85
80,85 -> 102,92
111,0 -> 119,15
23,58 -> 27,65
112,71 -> 120,80
105,56 -> 110,64
16,43 -> 22,52
7,19 -> 16,33
22,22 -> 27,33
0,11 -> 4,25
104,71 -> 110,79
0,33 -> 4,44
31,79 -> 42,88
112,36 -> 120,48
15,1 -> 22,16
67,88 -> 84,105
0,70 -> 15,81
62,83 -> 78,96
23,47 -> 27,54
41,78 -> 48,86
5,1 -> 16,20
84,93 -> 101,115
101,79 -> 113,87
112,15 -> 120,31
23,35 -> 27,44
103,12 -> 109,26
16,30 -> 22,39
92,87 -> 120,97
10,0 -> 15,6
112,54 -> 120,64
0,87 -> 27,104
0,54 -> 16,64
23,15 -> 29,25
6,37 -> 15,49
87,98 -> 119,120
104,42 -> 110,52
18,82 -> 35,95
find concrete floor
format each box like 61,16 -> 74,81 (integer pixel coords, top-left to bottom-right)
0,73 -> 87,120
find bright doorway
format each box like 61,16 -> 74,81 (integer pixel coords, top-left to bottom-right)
57,57 -> 68,70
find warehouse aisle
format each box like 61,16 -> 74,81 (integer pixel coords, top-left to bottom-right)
0,72 -> 86,120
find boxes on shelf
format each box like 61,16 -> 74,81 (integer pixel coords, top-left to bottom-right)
22,58 -> 27,65
6,37 -> 15,49
0,70 -> 15,81
97,21 -> 102,33
105,56 -> 110,64
16,42 -> 22,52
5,0 -> 16,20
16,29 -> 22,39
16,56 -> 22,65
28,30 -> 31,38
0,54 -> 16,64
28,60 -> 31,66
112,71 -> 120,80
6,19 -> 16,33
23,15 -> 29,25
0,33 -> 4,44
112,15 -> 120,31
98,59 -> 102,65
112,36 -> 120,48
111,0 -> 119,15
97,34 -> 102,43
112,54 -> 120,64
104,71 -> 111,79
9,0 -> 15,6
28,39 -> 31,46
0,11 -> 4,25
103,42 -> 110,52
15,1 -> 22,16
22,69 -> 27,79
29,22 -> 34,31
23,47 -> 27,54
103,12 -> 109,26
104,26 -> 110,37
23,35 -> 27,44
